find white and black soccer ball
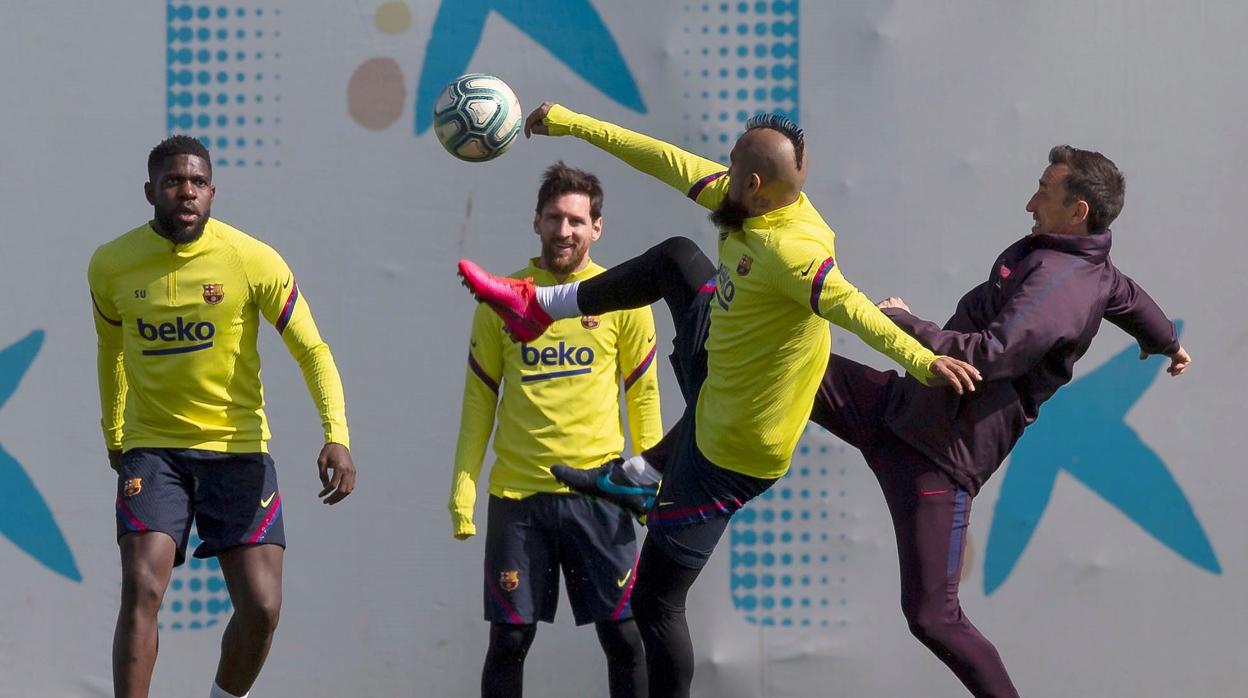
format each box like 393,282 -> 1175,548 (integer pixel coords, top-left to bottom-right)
432,73 -> 522,162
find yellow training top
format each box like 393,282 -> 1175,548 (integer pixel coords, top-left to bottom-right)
450,260 -> 662,538
545,105 -> 936,479
88,218 -> 350,453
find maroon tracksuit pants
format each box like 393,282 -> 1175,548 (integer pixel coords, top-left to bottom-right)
810,354 -> 1020,698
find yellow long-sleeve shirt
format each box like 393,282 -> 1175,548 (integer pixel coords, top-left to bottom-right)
545,105 -> 937,479
88,218 -> 349,453
450,260 -> 662,538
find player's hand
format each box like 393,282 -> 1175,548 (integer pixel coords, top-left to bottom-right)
1141,344 -> 1191,376
317,442 -> 356,505
108,449 -> 121,473
877,296 -> 910,312
929,356 -> 981,395
524,101 -> 555,138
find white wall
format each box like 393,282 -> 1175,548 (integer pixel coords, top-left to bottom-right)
0,2 -> 1242,696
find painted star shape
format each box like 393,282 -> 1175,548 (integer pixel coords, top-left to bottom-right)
984,321 -> 1218,594
0,330 -> 81,582
414,0 -> 647,135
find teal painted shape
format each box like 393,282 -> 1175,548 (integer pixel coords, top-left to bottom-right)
0,330 -> 82,582
984,321 -> 1218,595
415,0 -> 647,134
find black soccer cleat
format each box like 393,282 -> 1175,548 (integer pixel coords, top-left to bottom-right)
552,459 -> 657,519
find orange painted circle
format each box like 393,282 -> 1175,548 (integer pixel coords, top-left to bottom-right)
348,57 -> 406,131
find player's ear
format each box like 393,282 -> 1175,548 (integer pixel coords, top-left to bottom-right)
591,216 -> 603,241
1072,199 -> 1090,225
533,211 -> 541,235
144,181 -> 155,205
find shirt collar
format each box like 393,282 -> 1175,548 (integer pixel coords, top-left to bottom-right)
525,257 -> 603,284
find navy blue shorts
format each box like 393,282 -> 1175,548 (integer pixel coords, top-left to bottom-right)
115,448 -> 285,566
646,288 -> 776,570
484,493 -> 638,626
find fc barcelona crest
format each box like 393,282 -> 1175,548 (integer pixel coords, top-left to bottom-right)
581,315 -> 600,330
123,477 -> 143,497
202,283 -> 224,305
499,570 -> 520,592
737,255 -> 753,276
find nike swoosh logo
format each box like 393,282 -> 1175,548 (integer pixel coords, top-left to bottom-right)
260,492 -> 276,507
646,333 -> 655,343
596,473 -> 652,497
800,259 -> 816,276
616,568 -> 632,587
282,276 -> 292,289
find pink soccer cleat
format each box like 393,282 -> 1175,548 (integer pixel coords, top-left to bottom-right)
457,259 -> 554,342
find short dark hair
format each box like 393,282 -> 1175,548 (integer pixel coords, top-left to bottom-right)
745,113 -> 805,170
1048,145 -> 1124,231
148,135 -> 212,180
535,161 -> 604,219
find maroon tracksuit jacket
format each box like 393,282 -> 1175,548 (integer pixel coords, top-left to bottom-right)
881,230 -> 1179,495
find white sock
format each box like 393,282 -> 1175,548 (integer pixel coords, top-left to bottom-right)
535,281 -> 582,319
210,682 -> 247,698
620,454 -> 661,485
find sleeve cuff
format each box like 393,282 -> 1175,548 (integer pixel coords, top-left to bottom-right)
544,104 -> 579,136
452,513 -> 476,538
324,427 -> 350,451
910,359 -> 936,386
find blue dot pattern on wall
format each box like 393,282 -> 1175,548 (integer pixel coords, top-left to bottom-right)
159,533 -> 233,632
166,4 -> 282,167
729,424 -> 853,628
681,0 -> 799,164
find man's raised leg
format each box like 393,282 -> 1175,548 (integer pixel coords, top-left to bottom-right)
113,532 -> 177,698
213,544 -> 284,696
461,236 -> 714,344
573,236 -> 714,327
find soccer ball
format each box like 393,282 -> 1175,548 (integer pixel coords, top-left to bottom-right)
432,74 -> 522,162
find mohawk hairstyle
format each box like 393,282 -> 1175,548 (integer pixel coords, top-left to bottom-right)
147,135 -> 212,180
745,113 -> 805,170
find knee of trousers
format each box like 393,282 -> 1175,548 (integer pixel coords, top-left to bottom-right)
903,603 -> 962,645
632,588 -> 685,625
655,236 -> 700,260
490,625 -> 537,659
596,621 -> 644,661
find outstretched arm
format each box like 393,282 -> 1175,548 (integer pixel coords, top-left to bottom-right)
769,243 -> 979,392
1104,267 -> 1188,374
878,263 -> 1094,383
525,102 -> 731,212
